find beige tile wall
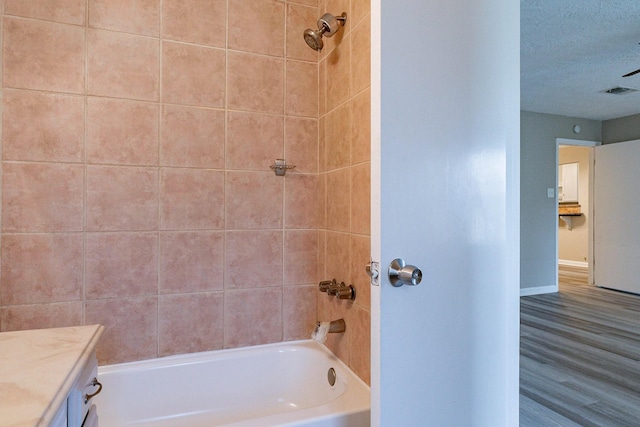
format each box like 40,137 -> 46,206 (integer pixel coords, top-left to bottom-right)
317,0 -> 371,384
0,0 -> 371,385
0,0 -> 324,366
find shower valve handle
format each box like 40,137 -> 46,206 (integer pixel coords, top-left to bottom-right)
336,285 -> 356,300
318,280 -> 333,292
327,281 -> 343,295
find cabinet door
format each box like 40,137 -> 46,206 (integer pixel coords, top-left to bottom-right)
68,354 -> 99,427
82,405 -> 98,427
559,162 -> 579,202
49,399 -> 67,427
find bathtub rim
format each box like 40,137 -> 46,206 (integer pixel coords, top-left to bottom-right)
97,339 -> 368,388
96,340 -> 370,426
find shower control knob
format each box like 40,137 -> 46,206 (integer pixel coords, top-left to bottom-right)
318,280 -> 333,293
388,258 -> 422,287
327,281 -> 342,296
336,285 -> 356,300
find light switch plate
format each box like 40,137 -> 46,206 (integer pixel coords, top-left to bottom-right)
547,188 -> 555,198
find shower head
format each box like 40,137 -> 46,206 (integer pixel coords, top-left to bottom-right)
304,28 -> 325,51
303,12 -> 347,51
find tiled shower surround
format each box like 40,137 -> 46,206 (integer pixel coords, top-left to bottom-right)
0,0 -> 370,383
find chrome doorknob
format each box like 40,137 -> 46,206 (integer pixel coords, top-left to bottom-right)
388,258 -> 422,287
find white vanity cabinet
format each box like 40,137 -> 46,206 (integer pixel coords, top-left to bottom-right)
50,350 -> 101,427
0,325 -> 104,427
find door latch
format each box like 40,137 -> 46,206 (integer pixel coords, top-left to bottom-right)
366,261 -> 380,286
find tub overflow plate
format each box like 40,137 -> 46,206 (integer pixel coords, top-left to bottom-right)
327,367 -> 336,386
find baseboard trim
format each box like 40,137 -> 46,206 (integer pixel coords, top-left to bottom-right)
558,259 -> 588,268
520,285 -> 557,297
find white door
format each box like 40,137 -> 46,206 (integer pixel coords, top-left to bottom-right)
371,1 -> 520,425
594,139 -> 640,294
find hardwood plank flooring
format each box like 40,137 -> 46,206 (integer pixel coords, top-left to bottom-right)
520,266 -> 640,426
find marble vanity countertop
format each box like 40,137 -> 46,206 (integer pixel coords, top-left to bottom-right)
0,325 -> 104,427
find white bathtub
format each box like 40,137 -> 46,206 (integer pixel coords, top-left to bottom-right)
93,340 -> 370,427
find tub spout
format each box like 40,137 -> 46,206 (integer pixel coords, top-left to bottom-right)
315,319 -> 345,334
312,319 -> 345,343
329,319 -> 346,333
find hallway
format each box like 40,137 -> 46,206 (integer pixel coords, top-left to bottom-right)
520,266 -> 640,426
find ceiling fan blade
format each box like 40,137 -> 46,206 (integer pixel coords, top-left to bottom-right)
623,68 -> 640,77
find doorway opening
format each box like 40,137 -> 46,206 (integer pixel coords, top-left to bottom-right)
555,138 -> 598,288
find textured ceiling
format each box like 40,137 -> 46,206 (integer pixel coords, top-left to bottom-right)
521,0 -> 640,120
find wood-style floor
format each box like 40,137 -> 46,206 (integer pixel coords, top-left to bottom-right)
520,266 -> 640,426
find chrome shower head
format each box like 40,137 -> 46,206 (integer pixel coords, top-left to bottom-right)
303,12 -> 347,51
304,28 -> 325,51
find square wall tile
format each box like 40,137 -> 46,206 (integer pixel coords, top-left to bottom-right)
318,115 -> 326,172
227,51 -> 284,114
283,285 -> 316,341
159,293 -> 224,356
162,41 -> 225,107
161,105 -> 224,168
286,4 -> 319,62
351,88 -> 370,164
228,0 -> 284,56
284,174 -> 319,229
226,111 -> 284,171
85,232 -> 158,299
318,171 -> 327,229
87,97 -> 159,166
224,288 -> 282,348
1,234 -> 83,305
325,37 -> 350,111
5,0 -> 86,25
1,302 -> 83,332
3,89 -> 84,163
351,17 -> 371,96
284,230 -> 318,285
2,162 -> 84,232
319,58 -> 326,116
285,117 -> 318,174
3,17 -> 84,93
350,234 -> 370,312
325,231 -> 350,284
89,0 -> 160,36
286,60 -> 318,117
86,165 -> 159,231
87,29 -> 160,101
225,231 -> 283,289
326,169 -> 350,232
348,304 -> 371,385
350,163 -> 370,235
162,0 -> 226,47
225,172 -> 283,229
317,230 -> 326,279
160,168 -> 224,230
86,297 -> 158,364
323,315 -> 350,364
159,231 -> 224,294
351,0 -> 370,27
325,101 -> 351,170
289,0 -> 317,5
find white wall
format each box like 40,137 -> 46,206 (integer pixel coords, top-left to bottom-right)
520,111 -> 600,291
603,113 -> 640,144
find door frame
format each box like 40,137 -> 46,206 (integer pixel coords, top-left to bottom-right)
556,138 -> 599,287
